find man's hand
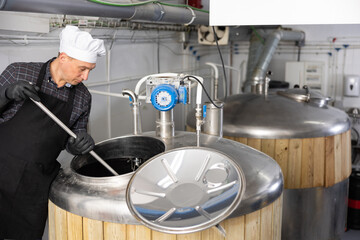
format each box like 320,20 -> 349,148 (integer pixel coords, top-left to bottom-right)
66,132 -> 95,155
5,81 -> 40,102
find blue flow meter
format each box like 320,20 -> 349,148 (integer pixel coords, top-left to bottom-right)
150,84 -> 179,111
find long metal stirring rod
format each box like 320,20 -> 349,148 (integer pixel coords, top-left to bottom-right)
30,98 -> 119,176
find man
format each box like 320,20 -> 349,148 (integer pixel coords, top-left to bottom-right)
0,25 -> 105,239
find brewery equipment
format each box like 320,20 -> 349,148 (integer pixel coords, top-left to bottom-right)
49,73 -> 284,240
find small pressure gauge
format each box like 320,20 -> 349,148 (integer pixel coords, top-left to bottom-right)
151,84 -> 179,111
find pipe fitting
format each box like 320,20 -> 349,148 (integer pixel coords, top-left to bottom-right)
154,2 -> 165,22
122,89 -> 138,105
184,6 -> 196,26
122,89 -> 142,135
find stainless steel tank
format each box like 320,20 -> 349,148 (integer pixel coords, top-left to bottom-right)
187,88 -> 352,240
49,132 -> 283,240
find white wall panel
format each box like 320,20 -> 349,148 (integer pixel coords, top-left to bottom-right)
210,0 -> 360,25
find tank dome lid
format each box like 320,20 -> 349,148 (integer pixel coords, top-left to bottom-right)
126,147 -> 245,234
223,90 -> 350,139
187,90 -> 350,139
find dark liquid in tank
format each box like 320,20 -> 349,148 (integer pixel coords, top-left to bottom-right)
77,157 -> 139,177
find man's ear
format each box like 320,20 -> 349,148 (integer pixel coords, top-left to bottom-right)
59,52 -> 70,63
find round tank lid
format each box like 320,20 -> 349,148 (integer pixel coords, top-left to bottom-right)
277,87 -> 331,107
126,147 -> 245,234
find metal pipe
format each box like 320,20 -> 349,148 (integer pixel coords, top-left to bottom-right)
156,110 -> 175,138
89,89 -> 147,100
0,0 -> 209,25
205,62 -> 219,100
106,46 -> 111,138
206,62 -> 244,96
244,31 -> 265,92
244,29 -> 305,93
30,98 -> 119,176
195,103 -> 202,147
251,30 -> 305,91
122,89 -> 142,135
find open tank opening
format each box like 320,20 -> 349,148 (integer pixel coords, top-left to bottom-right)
71,136 -> 165,177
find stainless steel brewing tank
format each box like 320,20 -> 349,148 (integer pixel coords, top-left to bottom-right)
49,132 -> 283,238
209,92 -> 349,139
187,90 -> 352,240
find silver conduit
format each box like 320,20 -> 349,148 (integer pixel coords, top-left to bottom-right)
244,29 -> 305,92
244,32 -> 265,86
0,0 -> 209,25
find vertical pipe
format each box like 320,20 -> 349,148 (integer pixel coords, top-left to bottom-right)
156,110 -> 175,138
334,49 -> 340,102
183,46 -> 189,130
229,42 -> 233,95
205,63 -> 219,100
157,29 -> 160,73
341,46 -> 348,101
210,68 -> 215,100
106,46 -> 111,138
122,89 -> 142,135
132,102 -> 142,135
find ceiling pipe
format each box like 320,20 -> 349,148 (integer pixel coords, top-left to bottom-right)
0,0 -> 209,25
244,29 -> 305,93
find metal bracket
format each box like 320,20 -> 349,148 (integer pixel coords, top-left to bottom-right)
185,7 -> 196,26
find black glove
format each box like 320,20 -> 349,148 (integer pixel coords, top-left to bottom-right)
66,131 -> 95,155
5,81 -> 40,102
0,81 -> 39,113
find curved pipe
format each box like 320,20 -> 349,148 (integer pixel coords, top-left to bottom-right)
244,29 -> 305,92
134,73 -> 179,96
205,62 -> 219,100
122,89 -> 142,135
122,89 -> 139,105
0,0 -> 209,25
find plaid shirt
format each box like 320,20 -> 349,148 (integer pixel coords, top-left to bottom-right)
0,59 -> 91,133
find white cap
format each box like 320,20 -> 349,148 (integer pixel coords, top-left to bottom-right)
59,26 -> 106,63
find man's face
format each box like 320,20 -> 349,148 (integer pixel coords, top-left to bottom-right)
61,54 -> 96,85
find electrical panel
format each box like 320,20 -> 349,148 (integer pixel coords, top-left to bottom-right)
285,61 -> 324,93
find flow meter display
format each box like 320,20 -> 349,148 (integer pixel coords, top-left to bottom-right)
151,84 -> 179,111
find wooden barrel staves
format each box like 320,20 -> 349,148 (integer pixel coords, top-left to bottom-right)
48,196 -> 282,240
223,130 -> 352,189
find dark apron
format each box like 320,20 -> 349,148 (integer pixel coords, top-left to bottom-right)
0,61 -> 75,239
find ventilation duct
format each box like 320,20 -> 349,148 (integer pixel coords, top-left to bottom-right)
244,30 -> 265,88
0,0 -> 209,25
244,29 -> 305,92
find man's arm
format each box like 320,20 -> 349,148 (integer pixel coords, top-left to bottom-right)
66,92 -> 94,155
0,64 -> 16,114
0,87 -> 10,113
0,64 -> 40,115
